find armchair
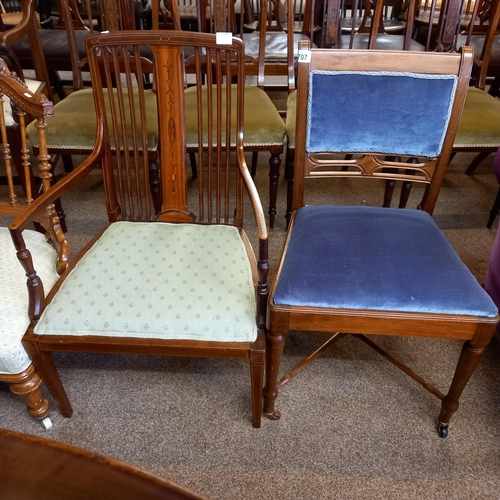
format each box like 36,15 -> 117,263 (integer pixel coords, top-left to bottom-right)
0,58 -> 66,425
10,31 -> 268,428
264,44 -> 498,438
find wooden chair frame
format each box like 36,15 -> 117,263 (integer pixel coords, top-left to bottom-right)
10,31 -> 269,428
264,45 -> 497,438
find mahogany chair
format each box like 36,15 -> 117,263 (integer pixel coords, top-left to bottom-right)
264,43 -> 499,438
0,58 -> 66,424
0,428 -> 207,499
10,30 -> 268,428
321,0 -> 424,49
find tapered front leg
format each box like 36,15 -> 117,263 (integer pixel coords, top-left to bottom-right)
438,328 -> 494,437
264,329 -> 286,420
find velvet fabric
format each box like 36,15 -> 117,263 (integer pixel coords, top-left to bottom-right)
26,89 -> 158,151
306,71 -> 457,157
273,206 -> 498,317
454,87 -> 500,148
184,84 -> 285,147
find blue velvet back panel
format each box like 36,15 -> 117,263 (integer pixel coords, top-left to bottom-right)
274,206 -> 498,317
306,71 -> 458,158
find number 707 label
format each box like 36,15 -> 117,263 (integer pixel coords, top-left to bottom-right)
297,50 -> 312,63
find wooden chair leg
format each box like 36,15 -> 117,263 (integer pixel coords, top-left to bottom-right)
188,152 -> 198,179
285,147 -> 295,229
465,152 -> 491,176
437,328 -> 494,437
3,364 -> 49,419
487,187 -> 500,228
251,151 -> 258,177
268,152 -> 281,229
249,332 -> 265,428
26,346 -> 73,418
263,329 -> 286,420
149,159 -> 162,214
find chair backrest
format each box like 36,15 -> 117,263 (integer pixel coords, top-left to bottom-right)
0,56 -> 52,217
85,30 -> 264,228
0,0 -> 51,95
319,0 -> 417,49
0,56 -> 66,275
0,428 -> 207,500
292,43 -> 473,214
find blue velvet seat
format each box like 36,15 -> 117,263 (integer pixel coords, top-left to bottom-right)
265,44 -> 499,438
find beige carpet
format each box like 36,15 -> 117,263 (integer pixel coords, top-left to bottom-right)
1,150 -> 500,500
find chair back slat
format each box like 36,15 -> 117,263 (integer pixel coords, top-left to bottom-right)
0,57 -> 53,216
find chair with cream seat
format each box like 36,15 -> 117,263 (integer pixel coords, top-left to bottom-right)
10,30 -> 268,428
0,58 -> 66,424
265,43 -> 499,438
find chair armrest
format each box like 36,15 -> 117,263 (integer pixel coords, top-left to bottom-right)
237,145 -> 269,329
9,141 -> 104,322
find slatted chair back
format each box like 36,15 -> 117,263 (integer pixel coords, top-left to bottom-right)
0,58 -> 49,217
85,31 -> 250,226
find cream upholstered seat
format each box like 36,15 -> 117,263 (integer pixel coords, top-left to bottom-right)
0,229 -> 59,374
35,222 -> 257,341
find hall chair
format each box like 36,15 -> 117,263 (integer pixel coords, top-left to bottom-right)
264,43 -> 499,438
10,31 -> 268,428
0,58 -> 66,425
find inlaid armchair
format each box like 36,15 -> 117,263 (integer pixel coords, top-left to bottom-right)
0,58 -> 66,424
265,44 -> 499,438
10,31 -> 268,428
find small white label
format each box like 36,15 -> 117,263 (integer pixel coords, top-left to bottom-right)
298,50 -> 312,63
216,32 -> 233,45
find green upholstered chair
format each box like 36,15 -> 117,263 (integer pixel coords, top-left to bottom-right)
10,31 -> 268,428
0,58 -> 66,426
265,44 -> 499,438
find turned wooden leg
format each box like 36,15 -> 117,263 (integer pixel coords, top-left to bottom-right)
149,160 -> 162,215
268,152 -> 281,229
2,364 -> 49,419
251,151 -> 258,177
285,147 -> 295,230
249,332 -> 265,428
264,329 -> 286,420
465,151 -> 491,176
26,346 -> 73,418
188,152 -> 198,179
437,327 -> 494,437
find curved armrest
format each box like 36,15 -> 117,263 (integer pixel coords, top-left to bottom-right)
237,144 -> 269,329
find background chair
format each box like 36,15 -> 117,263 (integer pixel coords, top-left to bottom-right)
265,44 -> 498,438
10,30 -> 268,428
172,0 -> 286,227
0,428 -> 206,499
0,57 -> 66,425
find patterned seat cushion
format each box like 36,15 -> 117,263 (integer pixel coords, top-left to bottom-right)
35,222 -> 257,342
0,228 -> 59,375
